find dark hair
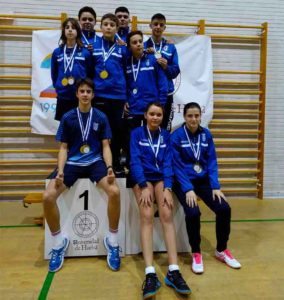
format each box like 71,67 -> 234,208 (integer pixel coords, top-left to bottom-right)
126,30 -> 143,48
75,78 -> 94,92
151,13 -> 166,22
78,6 -> 97,21
183,102 -> 202,116
60,18 -> 83,48
115,6 -> 130,15
101,13 -> 119,27
145,101 -> 164,114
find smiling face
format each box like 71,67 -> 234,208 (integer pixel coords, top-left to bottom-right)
144,104 -> 163,130
79,12 -> 96,32
150,18 -> 166,39
101,18 -> 117,40
184,107 -> 201,133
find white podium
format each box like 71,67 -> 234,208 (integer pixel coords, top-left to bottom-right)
125,189 -> 189,254
44,179 -> 126,259
45,179 -> 189,259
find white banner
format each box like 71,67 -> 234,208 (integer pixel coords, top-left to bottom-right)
31,32 -> 213,135
30,30 -> 60,135
172,35 -> 213,128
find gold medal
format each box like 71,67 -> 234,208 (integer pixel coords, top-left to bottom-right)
68,76 -> 75,85
80,144 -> 90,154
100,70 -> 109,79
61,77 -> 68,86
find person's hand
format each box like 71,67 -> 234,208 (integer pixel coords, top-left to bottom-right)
145,47 -> 155,54
116,39 -> 126,46
107,167 -> 115,184
186,190 -> 197,207
163,188 -> 173,209
212,189 -> 226,203
55,173 -> 64,187
124,102 -> 129,116
139,187 -> 153,207
157,57 -> 168,69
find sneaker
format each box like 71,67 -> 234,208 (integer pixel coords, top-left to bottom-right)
192,252 -> 204,274
49,237 -> 70,272
142,273 -> 161,299
164,270 -> 191,295
215,249 -> 241,269
103,236 -> 121,271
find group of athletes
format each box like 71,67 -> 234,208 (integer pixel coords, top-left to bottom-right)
43,6 -> 241,299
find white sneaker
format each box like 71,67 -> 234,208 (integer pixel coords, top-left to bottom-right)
191,252 -> 204,274
215,249 -> 241,269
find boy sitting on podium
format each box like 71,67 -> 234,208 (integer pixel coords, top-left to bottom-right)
43,78 -> 121,273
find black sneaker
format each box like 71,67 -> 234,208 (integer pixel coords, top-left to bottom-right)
142,273 -> 161,299
164,270 -> 191,295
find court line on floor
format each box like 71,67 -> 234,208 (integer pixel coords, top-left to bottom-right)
38,272 -> 55,300
0,224 -> 41,228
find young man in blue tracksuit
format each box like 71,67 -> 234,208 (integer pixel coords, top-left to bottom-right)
115,6 -> 131,44
144,13 -> 180,130
92,13 -> 127,175
125,30 -> 168,129
130,102 -> 191,299
171,102 -> 241,274
51,18 -> 93,121
78,6 -> 101,52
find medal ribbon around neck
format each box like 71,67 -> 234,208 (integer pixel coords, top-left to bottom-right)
131,56 -> 142,82
82,32 -> 96,45
64,44 -> 77,74
77,108 -> 93,144
101,39 -> 116,63
183,125 -> 201,162
150,37 -> 163,54
147,126 -> 161,169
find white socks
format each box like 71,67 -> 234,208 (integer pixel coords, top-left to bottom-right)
145,266 -> 156,275
169,264 -> 179,272
107,230 -> 118,247
51,230 -> 64,249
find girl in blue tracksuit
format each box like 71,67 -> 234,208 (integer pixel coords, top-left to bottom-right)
130,102 -> 190,299
51,18 -> 93,121
92,14 -> 127,175
171,102 -> 241,275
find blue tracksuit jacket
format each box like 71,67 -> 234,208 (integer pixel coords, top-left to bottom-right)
126,53 -> 168,115
130,126 -> 173,188
144,37 -> 180,94
171,125 -> 220,193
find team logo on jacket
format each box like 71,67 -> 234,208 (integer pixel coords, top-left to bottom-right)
78,52 -> 82,56
146,59 -> 150,67
160,136 -> 164,144
163,45 -> 168,51
93,122 -> 99,131
202,133 -> 206,142
118,48 -> 121,54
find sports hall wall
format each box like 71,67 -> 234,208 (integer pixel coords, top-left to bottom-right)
1,0 -> 283,198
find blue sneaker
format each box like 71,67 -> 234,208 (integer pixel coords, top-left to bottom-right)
164,270 -> 191,295
142,273 -> 161,299
49,237 -> 70,272
103,236 -> 121,271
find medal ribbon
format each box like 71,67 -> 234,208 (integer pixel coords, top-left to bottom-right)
150,37 -> 163,54
64,44 -> 77,74
131,56 -> 141,82
147,126 -> 161,169
101,39 -> 116,62
82,32 -> 96,45
77,108 -> 93,143
183,125 -> 201,162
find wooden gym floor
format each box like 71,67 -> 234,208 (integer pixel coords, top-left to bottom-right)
1,198 -> 284,300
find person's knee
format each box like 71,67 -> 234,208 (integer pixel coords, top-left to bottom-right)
43,190 -> 57,206
107,184 -> 120,199
159,209 -> 173,225
185,207 -> 201,219
216,201 -> 231,216
140,209 -> 154,226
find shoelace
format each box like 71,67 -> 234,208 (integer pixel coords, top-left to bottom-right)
109,246 -> 122,259
170,271 -> 187,285
142,274 -> 157,291
49,248 -> 63,263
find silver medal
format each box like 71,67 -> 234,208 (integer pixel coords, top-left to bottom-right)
193,163 -> 202,173
155,52 -> 162,59
133,88 -> 138,95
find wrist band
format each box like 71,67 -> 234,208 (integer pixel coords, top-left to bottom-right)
107,165 -> 113,170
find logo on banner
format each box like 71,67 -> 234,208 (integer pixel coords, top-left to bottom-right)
72,211 -> 99,238
169,73 -> 181,96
